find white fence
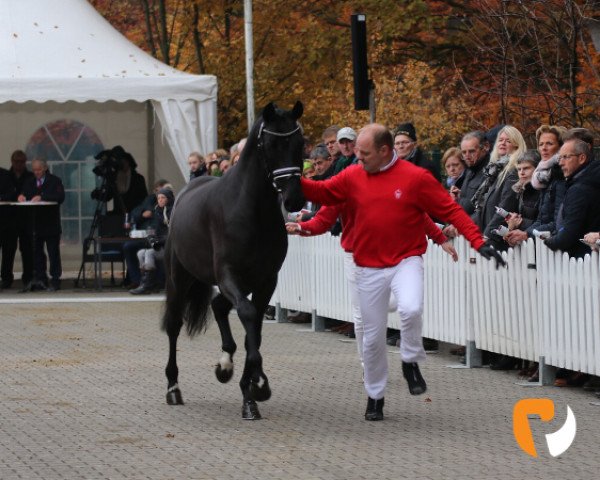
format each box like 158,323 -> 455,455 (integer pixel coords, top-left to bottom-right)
272,235 -> 600,377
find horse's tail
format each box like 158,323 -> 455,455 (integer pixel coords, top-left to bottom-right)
161,240 -> 213,337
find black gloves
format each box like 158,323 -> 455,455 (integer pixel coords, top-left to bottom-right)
479,243 -> 507,269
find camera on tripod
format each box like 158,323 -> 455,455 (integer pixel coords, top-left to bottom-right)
90,146 -> 129,202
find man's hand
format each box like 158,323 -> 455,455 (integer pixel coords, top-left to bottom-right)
442,224 -> 458,238
17,194 -> 26,202
583,232 -> 600,244
142,210 -> 153,219
505,229 -> 528,247
506,213 -> 522,230
31,195 -> 42,202
441,241 -> 458,262
478,243 -> 507,269
285,222 -> 302,235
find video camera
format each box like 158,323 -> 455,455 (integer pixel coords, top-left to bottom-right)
90,146 -> 133,202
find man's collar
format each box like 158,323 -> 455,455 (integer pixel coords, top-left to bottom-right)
380,151 -> 398,172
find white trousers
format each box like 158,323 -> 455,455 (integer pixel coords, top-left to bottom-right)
357,255 -> 425,400
343,252 -> 363,365
344,251 -> 398,367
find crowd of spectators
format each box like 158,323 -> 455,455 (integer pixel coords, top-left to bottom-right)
280,120 -> 600,395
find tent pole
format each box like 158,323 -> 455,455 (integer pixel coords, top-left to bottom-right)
146,101 -> 155,187
244,0 -> 255,133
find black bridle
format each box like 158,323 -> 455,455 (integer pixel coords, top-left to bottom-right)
257,121 -> 303,192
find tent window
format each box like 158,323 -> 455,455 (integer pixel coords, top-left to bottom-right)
25,120 -> 103,245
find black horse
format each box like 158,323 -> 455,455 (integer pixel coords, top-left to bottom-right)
162,101 -> 305,419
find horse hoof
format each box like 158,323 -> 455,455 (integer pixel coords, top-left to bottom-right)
215,364 -> 234,383
250,379 -> 271,402
166,387 -> 184,405
242,400 -> 262,420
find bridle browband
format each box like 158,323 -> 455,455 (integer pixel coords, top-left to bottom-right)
257,121 -> 303,191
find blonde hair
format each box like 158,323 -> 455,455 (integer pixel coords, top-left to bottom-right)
535,125 -> 567,144
441,147 -> 464,167
489,125 -> 527,183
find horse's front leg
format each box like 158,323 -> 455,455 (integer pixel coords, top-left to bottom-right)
219,275 -> 274,420
211,293 -> 236,383
235,297 -> 267,420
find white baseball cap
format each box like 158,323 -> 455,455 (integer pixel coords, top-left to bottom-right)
337,127 -> 357,142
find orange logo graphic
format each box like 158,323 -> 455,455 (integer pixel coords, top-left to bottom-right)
513,398 -> 576,458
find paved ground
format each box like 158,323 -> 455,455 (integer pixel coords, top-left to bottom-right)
1,290 -> 599,480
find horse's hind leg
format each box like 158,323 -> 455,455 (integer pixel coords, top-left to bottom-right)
162,252 -> 190,405
212,293 -> 236,383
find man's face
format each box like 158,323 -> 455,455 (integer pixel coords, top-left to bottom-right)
31,161 -> 47,180
11,153 -> 27,174
313,156 -> 333,176
460,138 -> 486,167
323,134 -> 340,157
187,155 -> 202,172
338,138 -> 355,157
393,134 -> 415,159
355,132 -> 390,174
558,141 -> 587,178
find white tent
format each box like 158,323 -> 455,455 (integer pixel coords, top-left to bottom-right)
0,0 -> 218,181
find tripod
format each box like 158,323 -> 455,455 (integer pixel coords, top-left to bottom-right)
75,177 -> 126,288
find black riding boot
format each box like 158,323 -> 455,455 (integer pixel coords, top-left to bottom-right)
130,269 -> 156,295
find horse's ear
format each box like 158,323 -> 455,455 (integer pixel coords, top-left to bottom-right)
263,102 -> 276,122
291,101 -> 303,120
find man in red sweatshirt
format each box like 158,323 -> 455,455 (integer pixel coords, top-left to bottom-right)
300,124 -> 504,421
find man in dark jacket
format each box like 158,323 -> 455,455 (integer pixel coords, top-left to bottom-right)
455,131 -> 491,215
544,139 -> 600,258
18,158 -> 65,291
1,150 -> 34,288
0,167 -> 17,289
393,123 -> 441,182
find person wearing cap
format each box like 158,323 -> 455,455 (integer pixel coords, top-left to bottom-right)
393,122 -> 441,182
333,127 -> 358,175
130,186 -> 175,294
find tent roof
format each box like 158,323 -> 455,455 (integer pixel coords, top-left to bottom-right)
0,0 -> 217,104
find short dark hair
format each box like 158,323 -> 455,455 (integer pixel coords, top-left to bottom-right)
565,138 -> 592,160
461,131 -> 486,147
563,128 -> 594,148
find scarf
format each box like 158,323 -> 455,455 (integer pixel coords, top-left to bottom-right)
471,155 -> 510,211
531,153 -> 559,190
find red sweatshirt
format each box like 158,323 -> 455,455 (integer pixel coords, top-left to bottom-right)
300,160 -> 485,268
299,204 -> 447,253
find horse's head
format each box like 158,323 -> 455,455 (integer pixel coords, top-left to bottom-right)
258,101 -> 305,212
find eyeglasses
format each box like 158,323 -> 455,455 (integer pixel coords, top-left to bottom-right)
558,153 -> 581,162
395,141 -> 413,147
